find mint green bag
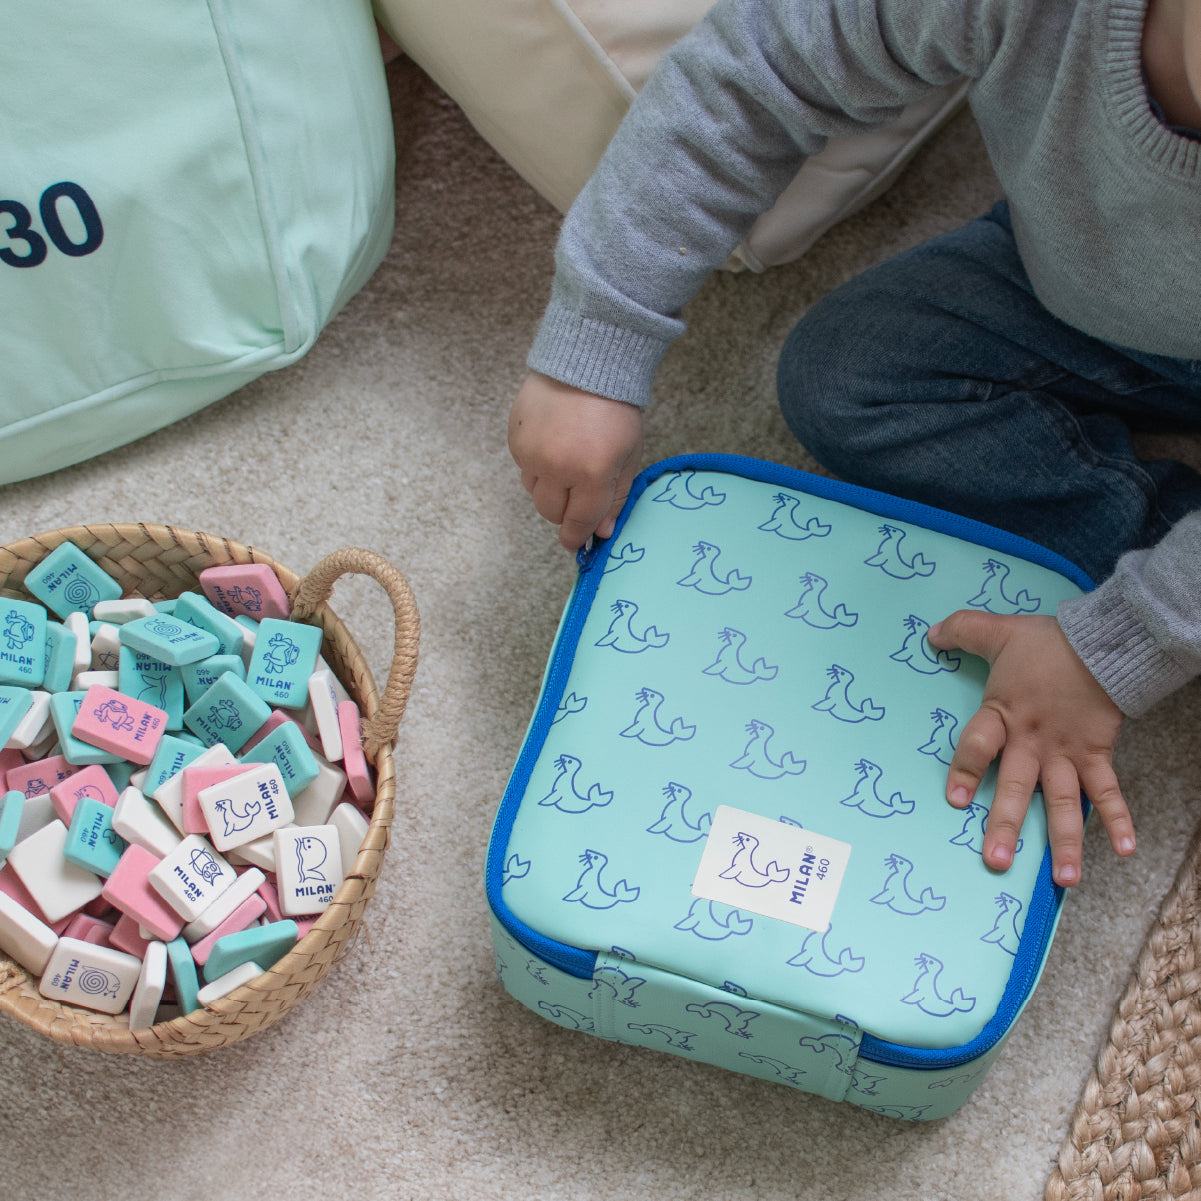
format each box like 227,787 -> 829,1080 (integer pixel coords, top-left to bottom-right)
488,454 -> 1093,1120
0,1 -> 395,485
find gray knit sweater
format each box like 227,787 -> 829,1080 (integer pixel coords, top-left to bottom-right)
527,0 -> 1201,718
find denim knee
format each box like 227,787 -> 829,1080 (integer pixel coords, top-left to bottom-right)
775,286 -> 892,476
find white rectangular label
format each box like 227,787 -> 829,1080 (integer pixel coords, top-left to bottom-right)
691,806 -> 851,933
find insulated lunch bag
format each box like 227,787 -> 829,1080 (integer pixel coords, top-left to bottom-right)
0,0 -> 395,485
487,454 -> 1092,1120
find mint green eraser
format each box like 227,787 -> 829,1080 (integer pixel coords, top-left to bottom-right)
181,654 -> 246,706
0,790 -> 25,865
144,734 -> 208,795
240,720 -> 320,798
166,937 -> 201,1013
64,796 -> 127,876
173,593 -> 245,659
118,612 -> 220,666
183,672 -> 271,752
203,919 -> 299,983
23,541 -> 122,619
245,619 -> 322,709
0,687 -> 34,746
48,692 -> 123,765
118,646 -> 185,729
42,622 -> 77,692
0,598 -> 47,687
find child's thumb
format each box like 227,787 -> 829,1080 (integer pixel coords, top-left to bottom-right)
927,609 -> 1011,662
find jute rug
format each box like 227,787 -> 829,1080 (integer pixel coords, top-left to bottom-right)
1047,821 -> 1201,1200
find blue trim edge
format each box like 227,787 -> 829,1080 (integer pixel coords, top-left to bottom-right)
486,453 -> 1093,1067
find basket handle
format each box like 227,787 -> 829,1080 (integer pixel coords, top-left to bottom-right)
289,548 -> 420,759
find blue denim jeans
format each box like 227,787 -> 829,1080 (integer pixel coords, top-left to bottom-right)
776,201 -> 1201,581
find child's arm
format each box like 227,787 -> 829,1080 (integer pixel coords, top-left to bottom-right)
926,612 -> 1130,888
508,373 -> 644,551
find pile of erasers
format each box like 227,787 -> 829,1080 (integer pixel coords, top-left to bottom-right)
0,541 -> 375,1028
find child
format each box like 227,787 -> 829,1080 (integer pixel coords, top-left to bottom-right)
508,0 -> 1201,888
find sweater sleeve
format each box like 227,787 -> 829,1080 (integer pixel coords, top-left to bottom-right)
1057,512 -> 1201,717
528,0 -> 989,405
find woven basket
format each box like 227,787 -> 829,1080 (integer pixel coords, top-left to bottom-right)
0,523 -> 419,1056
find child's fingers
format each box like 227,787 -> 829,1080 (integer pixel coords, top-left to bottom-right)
559,483 -> 614,551
981,743 -> 1039,871
1079,758 -> 1136,857
1039,759 -> 1086,886
944,704 -> 1006,808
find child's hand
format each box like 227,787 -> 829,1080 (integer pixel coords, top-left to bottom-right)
509,372 -> 644,551
927,611 -> 1133,887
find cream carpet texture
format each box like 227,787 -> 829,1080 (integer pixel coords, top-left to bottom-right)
3,57 -> 1199,1201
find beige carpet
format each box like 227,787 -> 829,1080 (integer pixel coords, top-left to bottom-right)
3,57 -> 1199,1201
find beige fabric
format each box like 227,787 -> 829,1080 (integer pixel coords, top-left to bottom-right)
374,0 -> 967,266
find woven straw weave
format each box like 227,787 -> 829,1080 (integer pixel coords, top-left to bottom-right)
1046,820 -> 1201,1200
0,524 -> 419,1056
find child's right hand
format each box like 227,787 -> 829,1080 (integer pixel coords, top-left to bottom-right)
508,372 -> 645,552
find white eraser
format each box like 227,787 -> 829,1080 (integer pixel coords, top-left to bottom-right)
0,889 -> 59,975
198,762 -> 293,852
38,937 -> 142,1014
112,787 -> 183,859
88,623 -> 123,672
273,824 -> 344,916
6,820 -> 104,922
329,802 -> 368,879
14,792 -> 56,844
196,959 -> 261,1006
7,690 -> 54,751
128,939 -> 167,1029
64,612 -> 92,674
148,834 -> 237,921
93,598 -> 157,626
73,669 -> 121,691
306,669 -> 345,761
182,867 -> 266,942
289,756 -> 347,827
224,832 -> 279,873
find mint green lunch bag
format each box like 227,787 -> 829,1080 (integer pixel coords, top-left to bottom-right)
487,454 -> 1093,1121
0,0 -> 395,485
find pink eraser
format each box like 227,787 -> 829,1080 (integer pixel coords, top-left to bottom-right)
180,763 -> 256,836
63,912 -> 116,946
188,894 -> 267,965
199,564 -> 291,621
241,709 -> 323,756
336,701 -> 374,806
83,895 -> 118,919
49,763 -> 119,824
109,912 -> 152,959
72,685 -> 169,766
0,863 -> 72,934
7,754 -> 79,799
101,844 -> 184,942
0,746 -> 23,790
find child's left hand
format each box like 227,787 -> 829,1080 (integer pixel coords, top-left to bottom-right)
926,611 -> 1133,887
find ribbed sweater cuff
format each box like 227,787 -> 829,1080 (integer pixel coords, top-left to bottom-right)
1057,587 -> 1192,718
527,308 -> 671,408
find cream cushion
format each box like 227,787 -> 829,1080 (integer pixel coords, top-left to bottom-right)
374,0 -> 967,268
